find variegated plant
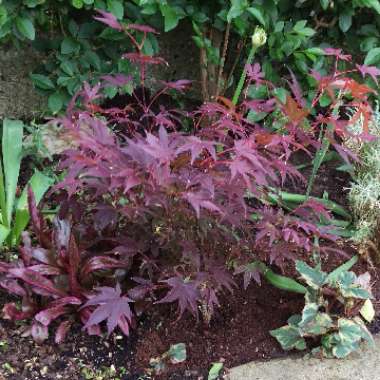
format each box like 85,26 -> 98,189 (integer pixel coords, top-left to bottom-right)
270,257 -> 375,358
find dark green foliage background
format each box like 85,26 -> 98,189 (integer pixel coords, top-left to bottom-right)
1,0 -> 380,112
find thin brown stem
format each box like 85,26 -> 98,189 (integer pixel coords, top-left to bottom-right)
216,23 -> 231,98
223,39 -> 246,95
200,46 -> 210,102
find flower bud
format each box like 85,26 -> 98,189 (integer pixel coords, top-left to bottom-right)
251,27 -> 267,48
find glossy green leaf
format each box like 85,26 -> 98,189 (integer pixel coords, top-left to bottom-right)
16,16 -> 35,40
247,6 -> 266,26
30,74 -> 55,91
0,224 -> 10,246
0,6 -> 8,28
227,0 -> 247,22
107,0 -> 124,19
339,12 -> 352,33
0,153 -> 6,227
364,0 -> 380,14
2,119 -> 23,228
320,0 -> 329,9
13,170 -> 54,244
48,92 -> 64,114
159,4 -> 181,31
364,47 -> 380,65
61,37 -> 80,55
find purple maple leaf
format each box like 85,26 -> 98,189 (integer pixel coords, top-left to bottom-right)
176,136 -> 216,164
156,276 -> 200,318
94,10 -> 123,31
122,53 -> 168,66
323,48 -> 351,61
246,63 -> 265,83
101,74 -> 132,87
287,68 -> 305,107
162,79 -> 192,93
234,262 -> 262,289
126,24 -> 159,34
83,284 -> 134,336
183,191 -> 221,218
356,64 -> 380,85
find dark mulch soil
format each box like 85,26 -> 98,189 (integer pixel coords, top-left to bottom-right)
0,158 -> 379,379
1,256 -> 379,380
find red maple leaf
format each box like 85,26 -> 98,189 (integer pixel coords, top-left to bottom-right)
283,96 -> 309,124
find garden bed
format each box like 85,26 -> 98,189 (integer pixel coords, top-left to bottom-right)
0,2 -> 380,379
1,160 -> 379,380
1,258 -> 379,380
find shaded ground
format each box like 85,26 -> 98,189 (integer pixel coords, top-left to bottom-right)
0,279 -> 303,380
1,256 -> 379,380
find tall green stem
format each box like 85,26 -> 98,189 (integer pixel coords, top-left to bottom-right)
232,46 -> 256,105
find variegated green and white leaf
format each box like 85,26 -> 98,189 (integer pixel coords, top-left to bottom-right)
270,325 -> 306,351
296,261 -> 327,289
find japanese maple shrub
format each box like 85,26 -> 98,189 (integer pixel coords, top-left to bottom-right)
0,12 -> 377,343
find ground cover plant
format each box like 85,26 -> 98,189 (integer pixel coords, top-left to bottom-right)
271,256 -> 376,358
0,11 -> 378,366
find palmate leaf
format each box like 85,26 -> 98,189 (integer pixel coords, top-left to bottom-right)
157,276 -> 200,318
83,284 -> 133,336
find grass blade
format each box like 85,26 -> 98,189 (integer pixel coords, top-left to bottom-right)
267,190 -> 351,220
306,135 -> 330,197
